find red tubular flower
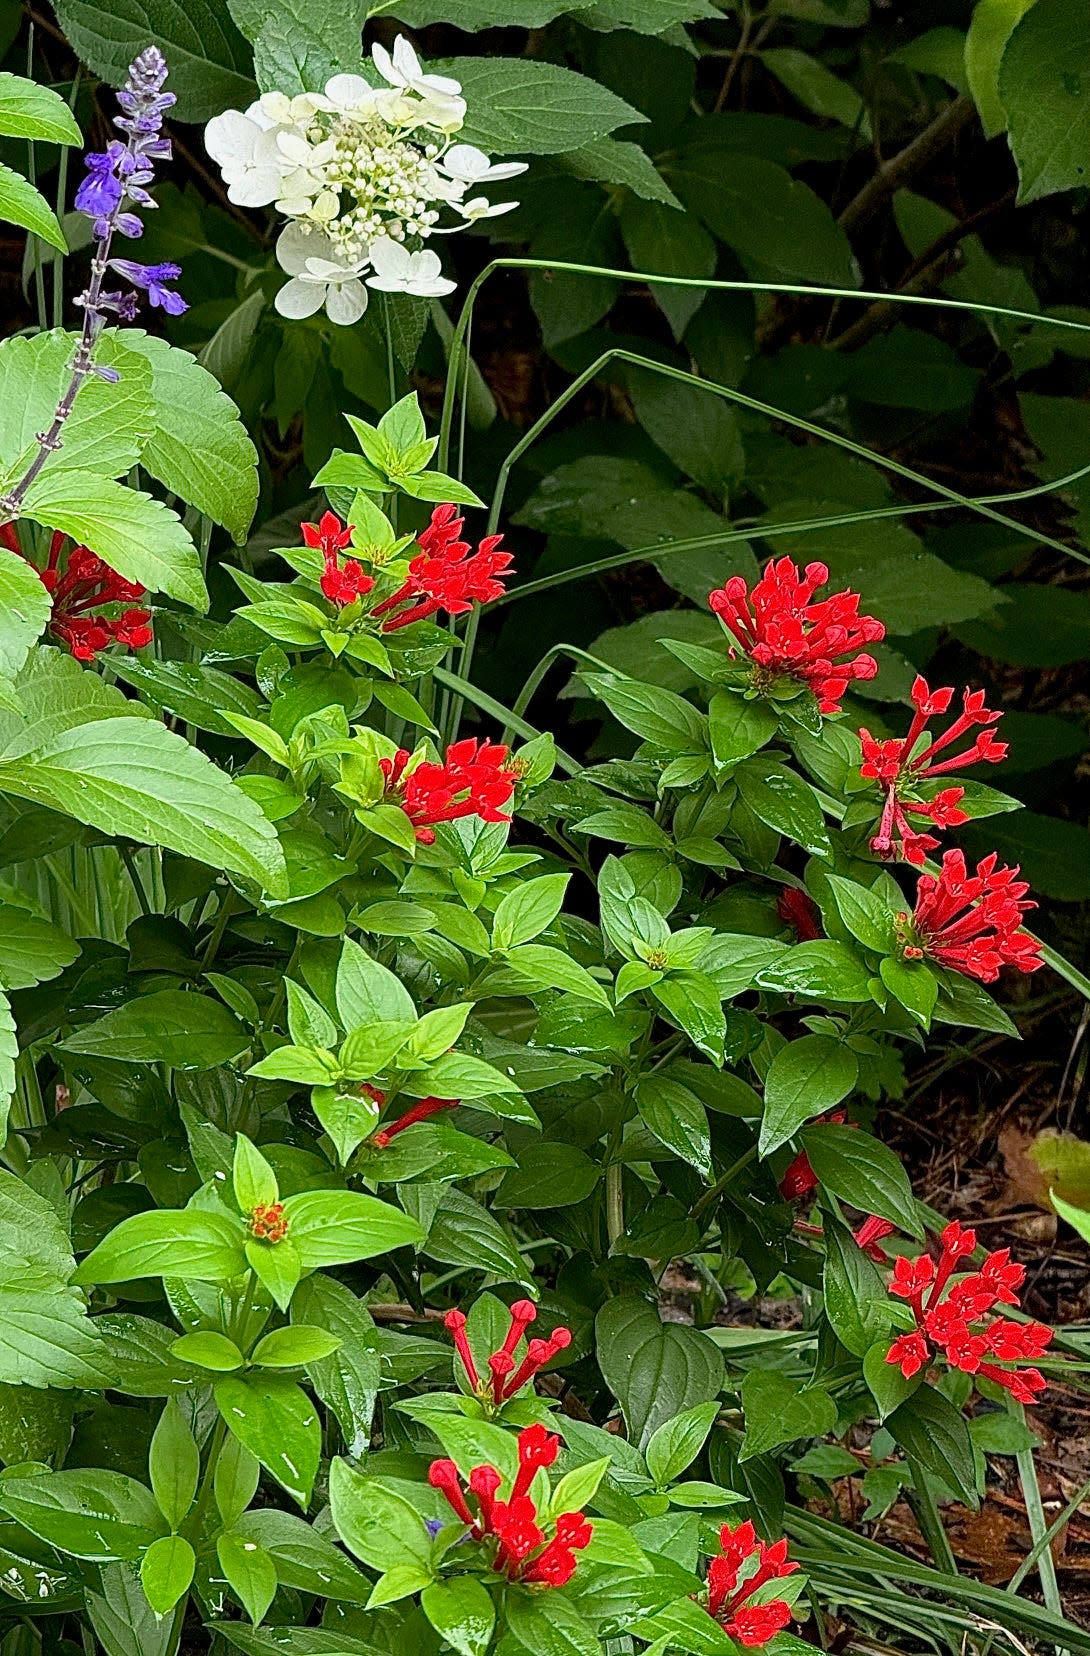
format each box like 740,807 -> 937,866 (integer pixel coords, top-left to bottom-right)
708,557 -> 884,715
884,1221 -> 1052,1401
303,511 -> 375,609
860,676 -> 1007,864
779,1109 -> 847,1202
901,849 -> 1042,984
705,1521 -> 799,1647
379,739 -> 517,845
12,531 -> 154,663
777,887 -> 823,942
853,1215 -> 896,1263
373,1095 -> 458,1147
426,1429 -> 592,1589
444,1299 -> 572,1405
371,503 -> 513,631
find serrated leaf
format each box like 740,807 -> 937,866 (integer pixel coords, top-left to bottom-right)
20,471 -> 207,609
450,56 -> 646,155
0,162 -> 66,250
0,716 -> 287,894
0,331 -> 154,490
999,0 -> 1090,201
123,332 -> 260,543
0,73 -> 82,144
0,545 -> 51,679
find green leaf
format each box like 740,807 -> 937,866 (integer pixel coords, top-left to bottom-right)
755,940 -> 874,1003
216,1373 -> 320,1508
329,1458 -> 434,1572
172,1331 -> 245,1371
236,1505 -> 372,1604
879,956 -> 938,1029
0,989 -> 15,1145
292,1277 -> 380,1458
561,137 -> 681,207
823,1224 -> 891,1358
0,716 -> 287,894
281,1188 -> 424,1267
234,1134 -> 279,1214
451,57 -> 646,155
506,1594 -> 603,1656
596,1295 -> 723,1451
759,1035 -> 858,1155
421,1577 -> 495,1656
863,1339 -> 919,1420
0,904 -> 78,990
825,874 -> 895,953
999,0 -> 1090,200
52,0 -> 256,123
0,1469 -> 165,1560
149,1398 -> 199,1528
494,1141 -> 601,1209
760,46 -> 870,133
97,657 -> 264,738
645,1401 -> 721,1488
740,1369 -> 838,1459
737,762 -> 831,858
887,1383 -> 978,1506
0,73 -> 82,144
140,1533 -> 196,1615
218,1531 -> 277,1626
73,1208 -> 246,1285
802,1123 -> 923,1237
0,331 -> 154,491
581,672 -> 707,751
652,972 -> 726,1067
20,471 -> 207,608
966,0 -> 1036,136
708,693 -> 779,770
492,873 -> 569,949
336,936 -> 416,1026
411,1184 -> 530,1283
123,332 -> 260,543
61,989 -> 248,1069
634,1076 -> 712,1177
0,162 -> 66,250
620,196 -> 717,339
0,545 -> 51,680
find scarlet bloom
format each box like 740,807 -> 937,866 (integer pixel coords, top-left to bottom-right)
371,504 -> 512,631
777,887 -> 823,942
2,526 -> 153,664
428,1426 -> 591,1588
373,1095 -> 458,1147
708,558 -> 884,715
860,676 -> 1007,865
444,1299 -> 572,1405
379,739 -> 516,845
303,511 -> 375,608
249,1202 -> 289,1243
885,1219 -> 1052,1403
779,1109 -> 847,1201
901,848 -> 1042,984
706,1521 -> 799,1647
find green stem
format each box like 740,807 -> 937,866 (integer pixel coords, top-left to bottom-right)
120,846 -> 152,917
904,1454 -> 958,1576
1016,1430 -> 1064,1620
690,1144 -> 759,1221
604,1162 -> 624,1246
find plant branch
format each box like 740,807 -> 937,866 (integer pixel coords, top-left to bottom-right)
837,96 -> 976,235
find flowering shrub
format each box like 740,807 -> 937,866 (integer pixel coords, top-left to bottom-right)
0,17 -> 1088,1656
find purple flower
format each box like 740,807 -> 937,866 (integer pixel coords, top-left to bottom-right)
110,259 -> 187,315
424,1518 -> 444,1538
74,148 -> 125,230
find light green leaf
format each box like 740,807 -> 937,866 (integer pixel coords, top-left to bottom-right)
0,990 -> 14,1146
0,73 -> 82,144
422,1577 -> 495,1656
0,162 -> 66,250
0,331 -> 154,489
215,1374 -> 320,1508
451,57 -> 646,155
123,332 -> 260,543
20,471 -> 207,609
0,545 -> 51,679
61,989 -> 249,1069
0,716 -> 287,893
0,904 -> 79,990
999,0 -> 1090,200
966,0 -> 1036,136
140,1533 -> 196,1615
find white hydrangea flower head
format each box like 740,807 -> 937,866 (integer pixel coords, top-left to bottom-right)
203,36 -> 524,316
366,238 -> 455,297
274,223 -> 369,324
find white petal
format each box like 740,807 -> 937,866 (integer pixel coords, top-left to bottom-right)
325,279 -> 369,325
226,165 -> 283,208
275,276 -> 328,319
276,221 -> 332,275
442,143 -> 489,181
481,159 -> 528,181
276,131 -> 312,164
367,237 -> 408,279
392,35 -> 422,83
371,41 -> 401,88
324,73 -> 373,111
204,109 -> 258,166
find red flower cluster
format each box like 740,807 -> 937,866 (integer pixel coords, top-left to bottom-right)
2,526 -> 153,663
886,1221 -> 1052,1403
429,1425 -> 592,1588
708,558 -> 884,715
372,504 -> 512,631
304,512 -> 375,608
249,1201 -> 289,1243
860,677 -> 1007,864
372,1093 -> 458,1148
706,1521 -> 799,1647
902,849 -> 1041,984
379,739 -> 516,845
445,1300 -> 572,1404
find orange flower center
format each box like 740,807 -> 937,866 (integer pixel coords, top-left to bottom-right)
249,1202 -> 289,1243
